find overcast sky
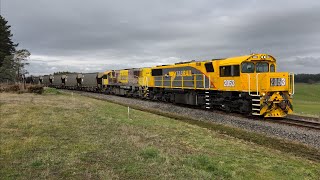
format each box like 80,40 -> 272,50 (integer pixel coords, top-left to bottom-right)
2,0 -> 320,75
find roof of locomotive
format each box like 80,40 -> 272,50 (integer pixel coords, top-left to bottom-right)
97,70 -> 112,78
218,54 -> 276,66
151,54 -> 276,69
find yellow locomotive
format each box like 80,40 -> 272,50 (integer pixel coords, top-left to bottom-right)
99,54 -> 294,118
149,54 -> 294,117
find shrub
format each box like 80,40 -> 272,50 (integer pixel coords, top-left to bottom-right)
27,85 -> 44,94
0,84 -> 20,92
0,83 -> 44,94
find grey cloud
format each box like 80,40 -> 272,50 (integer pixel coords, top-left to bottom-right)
2,0 -> 320,74
289,57 -> 320,67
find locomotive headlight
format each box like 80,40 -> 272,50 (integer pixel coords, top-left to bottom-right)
262,93 -> 266,96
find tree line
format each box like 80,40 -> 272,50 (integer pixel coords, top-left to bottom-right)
0,15 -> 30,83
53,71 -> 77,75
295,74 -> 320,84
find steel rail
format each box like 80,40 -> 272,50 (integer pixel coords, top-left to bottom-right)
271,118 -> 320,131
58,89 -> 320,131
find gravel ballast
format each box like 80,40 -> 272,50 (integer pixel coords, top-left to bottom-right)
63,90 -> 320,150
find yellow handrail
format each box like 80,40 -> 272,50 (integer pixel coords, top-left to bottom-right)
182,76 -> 184,88
153,74 -> 209,89
289,72 -> 295,95
247,74 -> 251,95
256,73 -> 260,95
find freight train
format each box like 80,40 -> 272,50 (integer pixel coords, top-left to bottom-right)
27,54 -> 294,118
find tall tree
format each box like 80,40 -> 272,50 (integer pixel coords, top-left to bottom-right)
0,55 -> 15,83
0,15 -> 18,66
13,49 -> 31,81
0,50 -> 31,83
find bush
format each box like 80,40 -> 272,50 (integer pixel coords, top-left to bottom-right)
0,84 -> 44,94
27,85 -> 44,94
0,84 -> 20,93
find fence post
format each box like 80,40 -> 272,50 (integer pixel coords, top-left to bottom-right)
128,106 -> 130,120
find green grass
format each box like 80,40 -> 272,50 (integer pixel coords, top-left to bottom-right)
43,87 -> 61,94
294,83 -> 320,117
139,147 -> 160,160
0,92 -> 320,179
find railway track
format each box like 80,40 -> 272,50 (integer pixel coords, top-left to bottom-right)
61,89 -> 320,131
272,118 -> 320,131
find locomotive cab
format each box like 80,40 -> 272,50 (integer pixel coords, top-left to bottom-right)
239,54 -> 294,117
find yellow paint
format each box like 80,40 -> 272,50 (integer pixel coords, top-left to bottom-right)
261,92 -> 293,117
103,79 -> 108,85
98,71 -> 111,85
169,70 -> 192,77
119,70 -> 129,83
138,68 -> 152,87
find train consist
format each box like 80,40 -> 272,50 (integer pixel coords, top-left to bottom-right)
28,54 -> 294,118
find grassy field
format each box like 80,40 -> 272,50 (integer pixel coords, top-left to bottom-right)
0,90 -> 320,179
294,83 -> 320,117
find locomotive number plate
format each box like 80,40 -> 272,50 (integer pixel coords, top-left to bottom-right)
224,80 -> 235,87
270,78 -> 286,86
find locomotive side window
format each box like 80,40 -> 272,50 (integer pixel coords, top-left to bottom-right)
242,62 -> 255,73
134,70 -> 140,77
270,64 -> 275,72
152,69 -> 163,76
220,65 -> 239,77
256,62 -> 269,72
220,66 -> 231,77
205,62 -> 214,72
232,65 -> 240,76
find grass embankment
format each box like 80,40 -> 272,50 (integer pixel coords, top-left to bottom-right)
294,83 -> 320,117
0,90 -> 320,179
